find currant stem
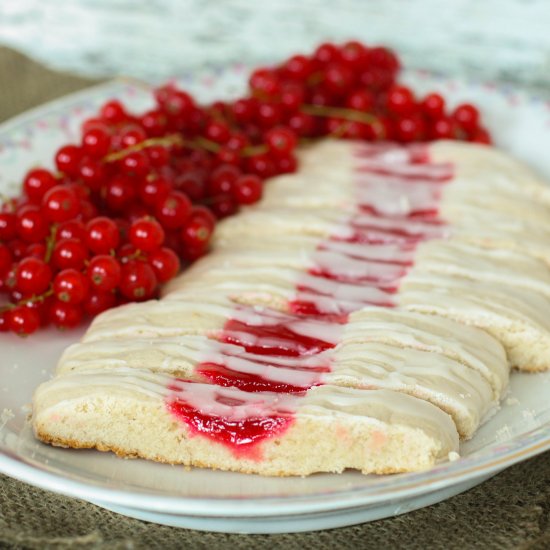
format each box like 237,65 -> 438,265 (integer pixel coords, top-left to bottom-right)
301,104 -> 377,125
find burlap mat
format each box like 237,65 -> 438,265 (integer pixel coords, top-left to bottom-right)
1,45 -> 550,549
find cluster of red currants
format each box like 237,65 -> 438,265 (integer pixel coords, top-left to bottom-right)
0,41 -> 491,335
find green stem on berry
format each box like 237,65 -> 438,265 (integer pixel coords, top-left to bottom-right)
301,104 -> 377,125
104,135 -> 185,162
43,224 -> 58,264
241,144 -> 269,157
0,287 -> 54,314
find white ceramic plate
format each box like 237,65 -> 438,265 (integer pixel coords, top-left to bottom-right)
1,67 -> 550,534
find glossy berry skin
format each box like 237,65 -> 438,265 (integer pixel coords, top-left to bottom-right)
8,306 -> 41,335
42,185 -> 80,223
15,257 -> 52,296
23,168 -> 57,203
138,176 -> 172,208
283,54 -> 312,81
421,93 -> 445,119
265,127 -> 297,156
323,63 -> 354,95
49,300 -> 83,329
52,238 -> 88,271
249,68 -> 281,98
119,151 -> 150,178
386,85 -> 416,116
87,255 -> 122,292
103,175 -> 136,212
148,247 -> 180,283
55,145 -> 82,177
0,244 -> 13,276
129,218 -> 165,252
54,269 -> 90,304
16,206 -> 49,243
79,158 -> 106,191
233,175 -> 263,205
452,103 -> 480,133
85,217 -> 120,254
0,212 -> 17,241
346,90 -> 374,112
180,206 -> 216,248
119,260 -> 157,301
57,220 -> 86,242
100,100 -> 127,124
83,290 -> 117,316
82,126 -> 111,158
155,191 -> 192,230
208,165 -> 239,196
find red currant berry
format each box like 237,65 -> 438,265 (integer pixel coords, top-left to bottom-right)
429,117 -> 455,140
274,154 -> 298,174
119,260 -> 157,301
23,168 -> 57,203
346,90 -> 374,111
180,206 -> 216,248
208,165 -> 240,196
100,100 -> 127,124
0,311 -> 9,332
145,145 -> 170,167
265,127 -> 297,156
129,218 -> 165,252
8,240 -> 27,261
452,104 -> 480,133
156,86 -> 195,117
54,269 -> 89,304
313,43 -> 341,66
0,212 -> 17,240
0,244 -> 13,276
16,205 -> 49,243
118,125 -> 147,149
249,68 -> 281,97
280,84 -> 305,113
470,127 -> 492,145
8,306 -> 40,335
148,247 -> 180,283
155,191 -> 192,230
102,174 -> 136,212
386,85 -> 416,116
140,110 -> 168,137
87,255 -> 122,292
395,115 -> 426,142
210,194 -> 238,219
86,217 -> 120,254
232,98 -> 257,124
323,63 -> 354,95
82,126 -> 111,158
233,175 -> 263,205
138,175 -> 172,208
246,154 -> 274,179
57,220 -> 86,241
421,93 -> 446,119
42,185 -> 80,223
16,257 -> 52,295
52,238 -> 89,271
340,41 -> 369,69
287,112 -> 316,137
256,102 -> 282,128
283,55 -> 313,81
119,151 -> 150,178
204,120 -> 231,144
79,157 -> 106,191
55,145 -> 83,177
83,289 -> 117,316
49,300 -> 83,329
25,243 -> 46,260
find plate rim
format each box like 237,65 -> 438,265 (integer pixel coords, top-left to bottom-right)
1,67 -> 550,518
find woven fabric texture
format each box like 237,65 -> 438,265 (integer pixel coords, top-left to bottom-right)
0,44 -> 550,550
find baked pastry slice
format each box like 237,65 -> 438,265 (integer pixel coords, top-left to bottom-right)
33,368 -> 458,475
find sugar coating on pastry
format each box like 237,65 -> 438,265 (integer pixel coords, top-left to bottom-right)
32,139 -> 550,476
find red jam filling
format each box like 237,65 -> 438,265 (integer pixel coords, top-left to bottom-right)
167,399 -> 293,459
220,318 -> 334,356
165,145 -> 451,457
197,363 -> 313,393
